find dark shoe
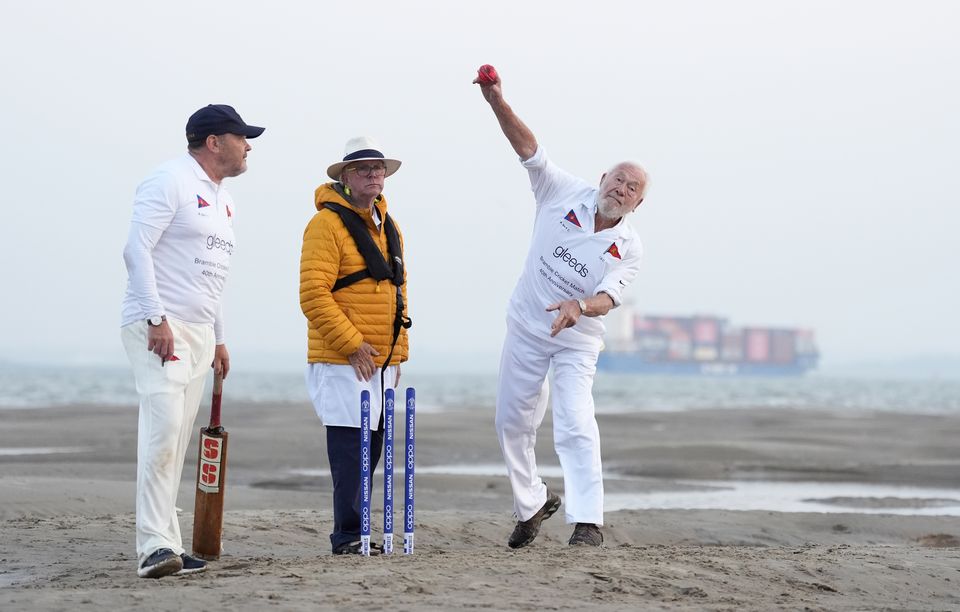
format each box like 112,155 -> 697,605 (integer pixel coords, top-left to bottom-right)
137,548 -> 183,578
568,523 -> 603,547
175,553 -> 208,575
333,540 -> 383,556
508,490 -> 561,549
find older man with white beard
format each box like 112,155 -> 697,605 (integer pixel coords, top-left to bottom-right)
474,68 -> 647,550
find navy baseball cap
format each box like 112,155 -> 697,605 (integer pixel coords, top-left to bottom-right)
185,104 -> 265,143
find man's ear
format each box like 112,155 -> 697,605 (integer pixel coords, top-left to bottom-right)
206,134 -> 219,152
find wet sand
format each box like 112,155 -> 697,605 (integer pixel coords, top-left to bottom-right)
2,401 -> 959,610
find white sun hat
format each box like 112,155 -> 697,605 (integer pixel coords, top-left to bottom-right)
326,136 -> 402,180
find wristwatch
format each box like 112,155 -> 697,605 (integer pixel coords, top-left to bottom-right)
147,315 -> 166,327
577,299 -> 588,315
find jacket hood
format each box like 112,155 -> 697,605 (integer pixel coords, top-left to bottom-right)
314,182 -> 350,211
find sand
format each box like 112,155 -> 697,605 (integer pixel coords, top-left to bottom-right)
2,401 -> 959,611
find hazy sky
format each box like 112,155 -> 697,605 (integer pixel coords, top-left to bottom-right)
1,1 -> 957,373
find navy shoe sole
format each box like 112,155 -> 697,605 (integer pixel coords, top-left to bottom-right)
137,554 -> 183,579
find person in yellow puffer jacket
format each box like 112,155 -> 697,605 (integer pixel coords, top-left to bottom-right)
299,136 -> 410,555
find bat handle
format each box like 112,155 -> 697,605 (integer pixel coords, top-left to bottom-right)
210,370 -> 224,429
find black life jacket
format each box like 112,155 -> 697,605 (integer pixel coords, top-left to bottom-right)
322,201 -> 412,367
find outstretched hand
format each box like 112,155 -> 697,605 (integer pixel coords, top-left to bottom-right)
545,300 -> 582,337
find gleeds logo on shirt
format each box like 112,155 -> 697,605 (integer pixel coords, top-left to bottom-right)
553,245 -> 589,278
206,233 -> 234,255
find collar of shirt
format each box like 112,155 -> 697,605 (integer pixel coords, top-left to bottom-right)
580,190 -> 631,237
185,153 -> 219,187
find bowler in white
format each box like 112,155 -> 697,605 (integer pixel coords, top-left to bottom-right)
474,69 -> 647,549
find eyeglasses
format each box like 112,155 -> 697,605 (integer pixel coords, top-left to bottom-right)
345,163 -> 387,178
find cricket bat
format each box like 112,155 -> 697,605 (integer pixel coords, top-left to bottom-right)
192,370 -> 228,560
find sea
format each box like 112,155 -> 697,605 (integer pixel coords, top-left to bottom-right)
3,363 -> 959,515
0,362 -> 958,415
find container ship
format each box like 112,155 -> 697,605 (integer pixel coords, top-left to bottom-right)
597,312 -> 819,376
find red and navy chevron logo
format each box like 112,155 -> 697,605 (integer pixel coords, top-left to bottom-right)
197,195 -> 210,208
564,210 -> 581,227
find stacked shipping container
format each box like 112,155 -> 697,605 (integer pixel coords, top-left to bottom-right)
598,314 -> 819,376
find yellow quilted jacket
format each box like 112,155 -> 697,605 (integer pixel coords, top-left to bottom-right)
300,183 -> 409,365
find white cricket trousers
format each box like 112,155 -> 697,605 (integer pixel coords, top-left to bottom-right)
121,319 -> 215,565
495,320 -> 604,525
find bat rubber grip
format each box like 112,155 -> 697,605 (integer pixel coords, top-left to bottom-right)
210,371 -> 224,429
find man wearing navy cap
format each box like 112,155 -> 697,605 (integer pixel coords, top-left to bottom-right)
120,104 -> 264,578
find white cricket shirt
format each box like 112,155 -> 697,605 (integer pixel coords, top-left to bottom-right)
507,147 -> 643,351
121,153 -> 236,343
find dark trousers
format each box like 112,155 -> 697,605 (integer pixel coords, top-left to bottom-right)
326,425 -> 384,551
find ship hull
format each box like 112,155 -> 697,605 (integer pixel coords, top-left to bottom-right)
597,353 -> 816,376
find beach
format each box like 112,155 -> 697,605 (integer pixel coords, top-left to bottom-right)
2,399 -> 959,610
